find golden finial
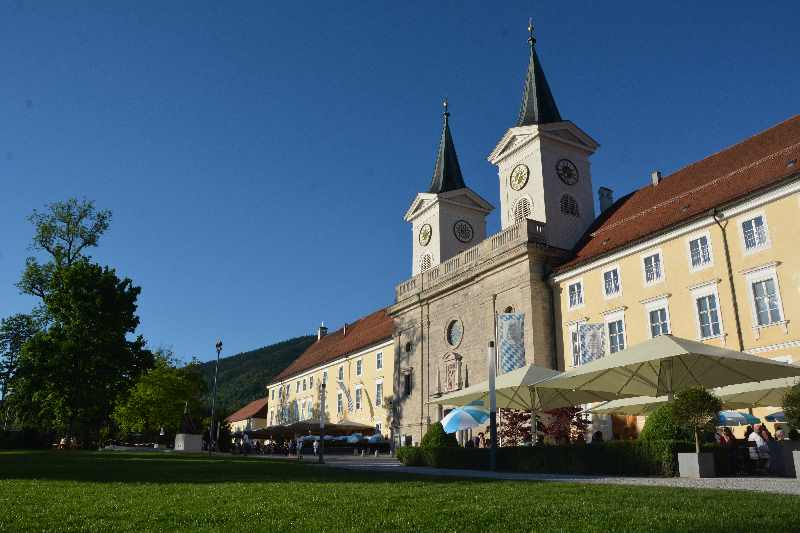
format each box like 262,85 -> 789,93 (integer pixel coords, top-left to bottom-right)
443,97 -> 449,117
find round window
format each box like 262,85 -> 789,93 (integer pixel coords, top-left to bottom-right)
446,319 -> 463,347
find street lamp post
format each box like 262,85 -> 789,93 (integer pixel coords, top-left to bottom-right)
318,382 -> 326,464
209,339 -> 223,456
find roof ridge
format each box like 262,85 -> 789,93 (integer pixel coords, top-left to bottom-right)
592,139 -> 800,236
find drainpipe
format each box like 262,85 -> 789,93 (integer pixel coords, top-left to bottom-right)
544,265 -> 560,371
712,209 -> 745,352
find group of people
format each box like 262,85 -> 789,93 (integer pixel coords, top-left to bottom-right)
714,424 -> 788,474
464,432 -> 493,449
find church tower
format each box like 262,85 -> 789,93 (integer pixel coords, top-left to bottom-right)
488,20 -> 599,251
405,101 -> 493,276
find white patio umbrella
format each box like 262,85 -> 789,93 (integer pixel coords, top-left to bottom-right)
536,335 -> 800,399
429,363 -> 625,412
586,376 -> 800,416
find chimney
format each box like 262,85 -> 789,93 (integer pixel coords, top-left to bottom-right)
317,322 -> 328,341
343,323 -> 347,336
650,170 -> 663,186
598,187 -> 614,214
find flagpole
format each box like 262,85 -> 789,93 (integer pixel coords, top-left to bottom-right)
488,340 -> 497,471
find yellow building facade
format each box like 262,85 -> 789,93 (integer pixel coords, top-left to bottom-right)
266,309 -> 395,437
552,116 -> 800,435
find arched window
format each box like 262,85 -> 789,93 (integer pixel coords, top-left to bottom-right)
560,194 -> 580,217
420,253 -> 433,272
514,197 -> 532,223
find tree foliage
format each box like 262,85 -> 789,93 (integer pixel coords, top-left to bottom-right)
543,406 -> 589,444
113,350 -> 207,437
671,388 -> 721,454
783,384 -> 800,430
421,421 -> 458,449
11,260 -> 153,444
0,314 -> 42,428
18,198 -> 111,300
499,409 -> 532,446
639,403 -> 692,442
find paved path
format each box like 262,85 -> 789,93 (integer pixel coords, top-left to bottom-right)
282,454 -> 800,496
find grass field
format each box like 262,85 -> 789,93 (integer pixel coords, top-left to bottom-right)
1,451 -> 798,532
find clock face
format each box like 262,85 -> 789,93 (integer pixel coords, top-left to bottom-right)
556,159 -> 579,185
509,164 -> 529,191
418,223 -> 432,246
453,220 -> 474,243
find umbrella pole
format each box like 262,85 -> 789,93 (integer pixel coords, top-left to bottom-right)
488,341 -> 497,471
529,387 -> 537,445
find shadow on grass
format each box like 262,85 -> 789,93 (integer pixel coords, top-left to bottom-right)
0,451 -> 504,485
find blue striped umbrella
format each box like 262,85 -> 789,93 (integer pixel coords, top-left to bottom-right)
718,410 -> 761,426
765,411 -> 785,422
440,405 -> 490,434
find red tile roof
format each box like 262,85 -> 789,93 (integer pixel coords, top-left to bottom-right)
560,115 -> 800,272
225,397 -> 268,423
270,308 -> 394,384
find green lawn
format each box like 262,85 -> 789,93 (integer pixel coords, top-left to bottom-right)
0,451 -> 798,532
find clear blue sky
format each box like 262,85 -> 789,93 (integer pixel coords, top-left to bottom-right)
1,2 -> 798,362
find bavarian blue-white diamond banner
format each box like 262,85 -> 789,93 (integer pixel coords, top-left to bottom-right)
578,323 -> 606,366
337,380 -> 354,412
497,313 -> 525,373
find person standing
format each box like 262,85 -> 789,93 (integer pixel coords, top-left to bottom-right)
312,438 -> 319,456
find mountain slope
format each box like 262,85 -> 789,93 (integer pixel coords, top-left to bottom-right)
198,335 -> 315,414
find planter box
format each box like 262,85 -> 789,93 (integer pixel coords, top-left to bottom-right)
678,452 -> 715,478
174,433 -> 203,452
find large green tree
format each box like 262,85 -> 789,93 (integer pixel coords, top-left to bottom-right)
11,260 -> 153,444
113,350 -> 207,438
18,198 -> 111,300
0,314 -> 41,428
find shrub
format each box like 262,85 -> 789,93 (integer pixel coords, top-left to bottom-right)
639,403 -> 692,442
420,422 -> 457,450
0,428 -> 55,450
396,446 -> 425,466
783,383 -> 800,429
671,388 -> 721,453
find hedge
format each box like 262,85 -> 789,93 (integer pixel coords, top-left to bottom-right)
396,440 -> 730,477
0,429 -> 56,450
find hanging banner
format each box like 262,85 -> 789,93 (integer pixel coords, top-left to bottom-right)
497,313 -> 525,373
578,323 -> 606,365
337,380 -> 354,412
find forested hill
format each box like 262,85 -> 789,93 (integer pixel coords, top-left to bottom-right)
198,335 -> 315,414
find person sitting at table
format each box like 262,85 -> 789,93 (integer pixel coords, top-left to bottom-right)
721,428 -> 737,473
748,424 -> 769,468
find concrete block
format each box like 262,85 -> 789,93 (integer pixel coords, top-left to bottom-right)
678,452 -> 715,478
174,433 -> 203,452
794,451 -> 800,479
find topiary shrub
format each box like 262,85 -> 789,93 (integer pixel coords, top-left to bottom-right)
639,403 -> 692,442
783,383 -> 800,430
671,388 -> 721,454
396,446 -> 426,466
420,422 -> 458,450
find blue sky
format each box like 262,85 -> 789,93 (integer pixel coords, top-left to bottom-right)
2,2 -> 798,362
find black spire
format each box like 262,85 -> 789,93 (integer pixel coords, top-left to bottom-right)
517,18 -> 562,126
428,98 -> 466,193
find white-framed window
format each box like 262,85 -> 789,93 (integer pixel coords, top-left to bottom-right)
740,213 -> 770,253
644,297 -> 671,338
604,311 -> 626,354
376,351 -> 383,370
338,366 -> 344,381
356,358 -> 363,376
602,265 -> 621,298
641,250 -> 664,286
296,381 -> 300,393
375,422 -> 382,435
567,321 -> 586,368
271,388 -> 275,400
322,370 -> 328,384
375,380 -> 383,408
355,386 -> 362,410
337,392 -> 343,415
302,379 -> 307,391
687,232 -> 713,271
691,282 -> 724,340
745,265 -> 785,328
309,376 -> 314,388
269,411 -> 273,426
567,279 -> 584,309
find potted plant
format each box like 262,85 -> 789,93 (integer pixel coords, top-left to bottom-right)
671,387 -> 721,478
783,383 -> 800,479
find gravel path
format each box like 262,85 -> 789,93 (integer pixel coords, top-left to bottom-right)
307,455 -> 800,495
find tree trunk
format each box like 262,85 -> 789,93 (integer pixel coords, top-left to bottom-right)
694,429 -> 700,455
